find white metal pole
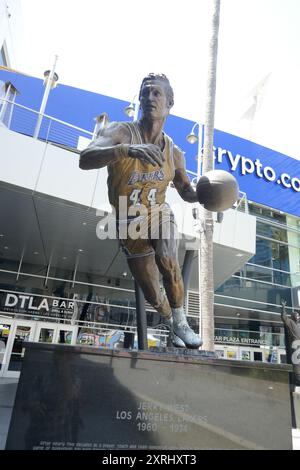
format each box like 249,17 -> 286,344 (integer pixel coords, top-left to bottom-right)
0,83 -> 11,123
92,114 -> 108,140
7,92 -> 16,129
16,246 -> 25,282
33,55 -> 58,139
133,100 -> 140,121
133,95 -> 140,121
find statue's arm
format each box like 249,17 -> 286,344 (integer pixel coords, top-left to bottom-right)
79,122 -> 130,170
281,300 -> 287,319
172,146 -> 198,203
281,300 -> 289,324
80,122 -> 164,170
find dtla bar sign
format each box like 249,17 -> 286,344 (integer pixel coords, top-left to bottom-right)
0,292 -> 75,319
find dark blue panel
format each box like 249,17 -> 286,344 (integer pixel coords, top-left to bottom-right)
44,82 -> 132,132
165,115 -> 198,174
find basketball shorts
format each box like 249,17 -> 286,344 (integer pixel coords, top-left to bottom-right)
116,205 -> 179,260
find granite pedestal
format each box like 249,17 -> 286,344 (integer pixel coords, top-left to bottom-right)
5,343 -> 293,450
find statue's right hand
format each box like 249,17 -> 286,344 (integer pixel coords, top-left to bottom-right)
128,144 -> 165,167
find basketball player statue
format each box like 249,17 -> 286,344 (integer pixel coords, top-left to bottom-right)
80,73 -> 203,349
281,300 -> 300,386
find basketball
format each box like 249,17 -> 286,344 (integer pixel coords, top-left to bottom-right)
196,170 -> 239,212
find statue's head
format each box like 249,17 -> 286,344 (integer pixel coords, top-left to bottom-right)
292,310 -> 300,324
139,73 -> 174,119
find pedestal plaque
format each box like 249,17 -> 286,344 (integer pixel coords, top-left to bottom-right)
6,343 -> 293,450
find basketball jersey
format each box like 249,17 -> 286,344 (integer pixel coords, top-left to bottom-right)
107,121 -> 175,217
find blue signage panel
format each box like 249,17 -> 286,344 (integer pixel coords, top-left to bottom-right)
212,129 -> 300,218
165,121 -> 300,218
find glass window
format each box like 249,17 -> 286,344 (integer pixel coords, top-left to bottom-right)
251,238 -> 273,267
256,221 -> 288,244
38,328 -> 55,343
0,323 -> 11,369
216,279 -> 292,313
8,325 -> 33,372
250,239 -> 290,273
287,216 -> 300,287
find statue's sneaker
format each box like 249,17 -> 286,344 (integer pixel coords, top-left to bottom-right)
173,321 -> 203,349
169,329 -> 186,348
164,316 -> 186,348
172,307 -> 203,349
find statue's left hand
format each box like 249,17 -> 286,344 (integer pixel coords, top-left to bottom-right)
127,143 -> 164,167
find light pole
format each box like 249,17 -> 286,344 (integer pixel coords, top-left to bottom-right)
92,112 -> 109,140
186,122 -> 204,178
33,55 -> 59,139
124,95 -> 140,121
186,122 -> 204,340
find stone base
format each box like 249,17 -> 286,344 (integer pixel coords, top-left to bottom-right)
6,343 -> 293,450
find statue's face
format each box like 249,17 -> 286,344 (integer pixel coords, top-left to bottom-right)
293,312 -> 300,324
139,80 -> 172,120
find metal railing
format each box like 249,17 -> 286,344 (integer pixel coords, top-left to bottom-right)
234,191 -> 249,214
0,98 -> 93,152
0,311 -> 168,349
0,270 -> 293,325
0,308 -> 284,350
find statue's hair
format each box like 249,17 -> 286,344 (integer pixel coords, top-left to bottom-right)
139,73 -> 174,107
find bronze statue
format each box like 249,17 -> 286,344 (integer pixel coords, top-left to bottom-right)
281,300 -> 300,385
80,73 -> 202,349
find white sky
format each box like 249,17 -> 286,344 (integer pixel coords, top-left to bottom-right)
18,0 -> 300,160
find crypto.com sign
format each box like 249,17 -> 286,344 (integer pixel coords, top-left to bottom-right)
187,128 -> 300,218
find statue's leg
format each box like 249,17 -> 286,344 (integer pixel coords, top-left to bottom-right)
150,209 -> 184,308
152,221 -> 202,349
118,217 -> 185,348
154,251 -> 184,309
127,255 -> 185,348
127,254 -> 170,317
